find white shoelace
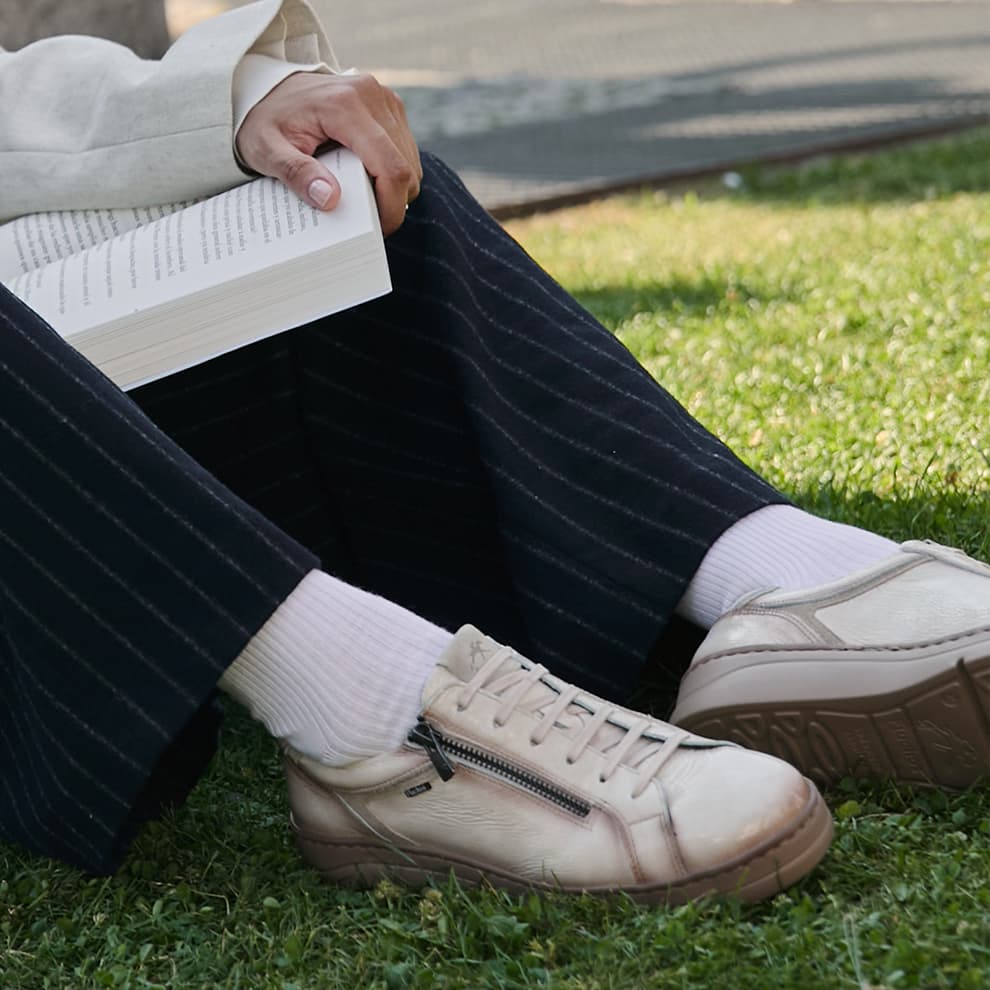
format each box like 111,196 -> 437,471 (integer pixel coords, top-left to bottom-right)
455,647 -> 690,800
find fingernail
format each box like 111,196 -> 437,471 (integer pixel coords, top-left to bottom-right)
308,178 -> 334,208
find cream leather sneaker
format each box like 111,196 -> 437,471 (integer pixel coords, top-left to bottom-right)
672,541 -> 990,790
285,625 -> 832,904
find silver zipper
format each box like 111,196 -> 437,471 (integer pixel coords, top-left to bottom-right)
408,717 -> 591,818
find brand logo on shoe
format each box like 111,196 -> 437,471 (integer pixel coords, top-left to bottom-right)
468,638 -> 495,673
917,720 -> 978,768
404,782 -> 433,798
881,718 -> 924,776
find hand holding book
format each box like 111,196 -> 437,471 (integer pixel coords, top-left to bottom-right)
0,149 -> 390,390
236,70 -> 423,235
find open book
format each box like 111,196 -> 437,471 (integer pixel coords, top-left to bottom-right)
0,148 -> 390,390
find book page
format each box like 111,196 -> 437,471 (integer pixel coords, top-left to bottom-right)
0,202 -> 191,283
6,149 -> 374,337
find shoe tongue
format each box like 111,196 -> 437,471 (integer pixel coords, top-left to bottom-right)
436,626 -> 664,768
437,626 -> 561,712
436,624 -> 516,683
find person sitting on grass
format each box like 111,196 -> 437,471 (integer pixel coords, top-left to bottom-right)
1,0 -> 988,903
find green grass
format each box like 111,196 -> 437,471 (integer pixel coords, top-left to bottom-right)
509,129 -> 990,560
5,129 -> 990,990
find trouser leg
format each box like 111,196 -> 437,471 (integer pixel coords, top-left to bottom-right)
0,153 -> 784,873
0,286 -> 316,873
283,153 -> 787,694
136,152 -> 787,700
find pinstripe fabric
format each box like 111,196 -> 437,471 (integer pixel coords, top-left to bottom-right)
0,151 -> 784,873
136,153 -> 786,694
0,288 -> 317,873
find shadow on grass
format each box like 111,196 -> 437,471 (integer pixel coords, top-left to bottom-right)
568,274 -> 787,332
569,279 -> 736,329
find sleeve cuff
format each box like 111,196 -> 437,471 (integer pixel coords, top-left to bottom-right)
232,52 -> 333,137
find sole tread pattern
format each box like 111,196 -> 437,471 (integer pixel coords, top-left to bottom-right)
682,656 -> 990,790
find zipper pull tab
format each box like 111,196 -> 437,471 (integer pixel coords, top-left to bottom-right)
408,718 -> 455,781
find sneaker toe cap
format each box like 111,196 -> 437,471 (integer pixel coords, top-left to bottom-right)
666,747 -> 815,874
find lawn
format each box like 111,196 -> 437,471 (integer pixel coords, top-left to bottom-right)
4,130 -> 990,990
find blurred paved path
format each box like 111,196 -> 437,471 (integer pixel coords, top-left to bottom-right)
170,0 -> 990,210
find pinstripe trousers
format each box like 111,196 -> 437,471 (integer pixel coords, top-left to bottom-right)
0,153 -> 785,874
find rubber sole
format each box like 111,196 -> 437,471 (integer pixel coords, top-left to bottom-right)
675,653 -> 990,790
292,781 -> 833,906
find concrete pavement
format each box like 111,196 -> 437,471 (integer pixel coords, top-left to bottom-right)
170,0 -> 990,211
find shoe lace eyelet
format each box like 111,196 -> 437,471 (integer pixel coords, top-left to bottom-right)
565,756 -> 575,765
598,774 -> 607,784
529,737 -> 539,747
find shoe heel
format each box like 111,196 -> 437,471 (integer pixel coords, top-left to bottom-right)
292,820 -> 430,888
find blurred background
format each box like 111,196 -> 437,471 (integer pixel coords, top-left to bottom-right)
3,0 -> 989,212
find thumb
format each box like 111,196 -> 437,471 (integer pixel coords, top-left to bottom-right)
263,136 -> 341,212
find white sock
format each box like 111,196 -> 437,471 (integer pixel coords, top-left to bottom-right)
677,504 -> 899,628
219,570 -> 453,766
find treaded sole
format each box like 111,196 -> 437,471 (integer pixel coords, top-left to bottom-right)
292,781 -> 833,906
677,654 -> 990,790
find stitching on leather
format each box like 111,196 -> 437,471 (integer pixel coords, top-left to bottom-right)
693,625 -> 990,669
293,785 -> 828,896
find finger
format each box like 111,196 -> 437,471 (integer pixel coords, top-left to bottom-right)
385,90 -> 423,192
251,131 -> 342,212
378,94 -> 422,208
344,78 -> 421,202
372,164 -> 412,236
338,123 -> 415,234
